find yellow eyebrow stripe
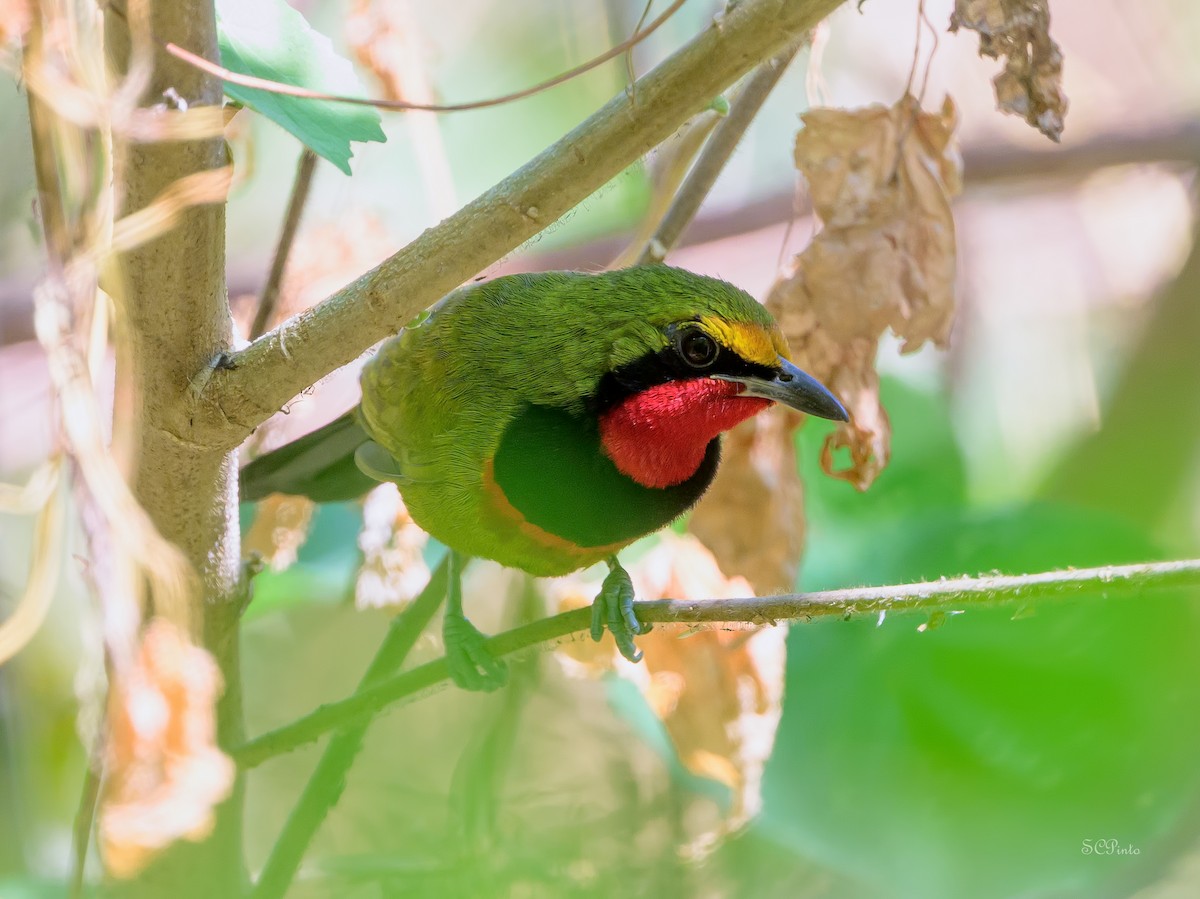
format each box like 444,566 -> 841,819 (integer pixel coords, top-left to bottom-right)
701,317 -> 789,367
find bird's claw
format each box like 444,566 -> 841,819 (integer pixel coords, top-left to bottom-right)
590,562 -> 648,663
444,613 -> 508,692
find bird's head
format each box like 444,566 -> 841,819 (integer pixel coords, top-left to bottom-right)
588,267 -> 848,489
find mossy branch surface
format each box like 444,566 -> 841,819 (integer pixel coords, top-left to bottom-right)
232,558 -> 1200,770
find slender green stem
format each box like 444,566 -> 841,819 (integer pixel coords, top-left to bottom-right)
250,559 -> 449,899
233,558 -> 1200,770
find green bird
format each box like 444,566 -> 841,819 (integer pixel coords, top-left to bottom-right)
240,265 -> 847,690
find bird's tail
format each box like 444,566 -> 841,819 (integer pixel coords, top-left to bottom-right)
239,409 -> 381,503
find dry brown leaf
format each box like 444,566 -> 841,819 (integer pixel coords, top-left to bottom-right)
355,483 -> 430,609
693,97 -> 960,584
241,492 -> 314,572
773,94 -> 960,490
689,408 -> 805,595
950,0 -> 1068,142
99,619 -> 234,878
554,534 -> 784,833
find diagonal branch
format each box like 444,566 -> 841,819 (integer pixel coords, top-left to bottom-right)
199,0 -> 847,447
231,557 -> 1200,770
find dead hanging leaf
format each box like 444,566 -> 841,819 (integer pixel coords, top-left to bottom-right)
355,483 -> 430,610
689,408 -> 805,595
554,534 -> 785,834
98,619 -> 234,878
772,94 -> 961,490
694,97 -> 959,581
241,493 -> 314,572
950,0 -> 1068,142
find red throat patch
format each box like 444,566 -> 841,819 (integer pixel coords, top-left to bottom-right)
598,379 -> 770,488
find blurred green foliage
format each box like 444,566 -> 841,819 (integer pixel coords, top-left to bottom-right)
717,378 -> 1200,898
229,378 -> 1200,899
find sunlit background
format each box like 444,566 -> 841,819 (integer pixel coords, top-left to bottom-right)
3,0 -> 1200,896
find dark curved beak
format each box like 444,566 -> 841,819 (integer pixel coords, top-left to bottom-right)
714,357 -> 848,422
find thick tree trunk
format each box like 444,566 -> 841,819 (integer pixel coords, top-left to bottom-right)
105,2 -> 244,893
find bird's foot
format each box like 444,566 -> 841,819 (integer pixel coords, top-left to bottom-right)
444,612 -> 508,692
590,559 -> 650,663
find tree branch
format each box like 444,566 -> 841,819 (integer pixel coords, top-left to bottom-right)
231,557 -> 1200,770
6,120 -> 1200,347
200,0 -> 847,447
636,38 -> 803,264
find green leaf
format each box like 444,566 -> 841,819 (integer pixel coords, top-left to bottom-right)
744,379 -> 1200,896
766,504 -> 1200,897
215,0 -> 386,175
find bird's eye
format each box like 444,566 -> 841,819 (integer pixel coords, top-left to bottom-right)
677,329 -> 719,369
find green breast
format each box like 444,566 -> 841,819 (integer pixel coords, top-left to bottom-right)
491,403 -> 720,548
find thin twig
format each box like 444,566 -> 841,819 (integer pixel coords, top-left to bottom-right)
608,106 -> 725,270
635,38 -> 804,265
250,559 -> 449,899
160,0 -> 686,114
231,558 -> 1200,770
249,149 -> 318,341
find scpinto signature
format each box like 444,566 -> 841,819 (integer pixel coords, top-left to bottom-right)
1081,839 -> 1140,856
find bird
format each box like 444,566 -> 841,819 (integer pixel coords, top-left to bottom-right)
240,265 -> 847,690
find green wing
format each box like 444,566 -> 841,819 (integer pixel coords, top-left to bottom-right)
239,409 -> 384,503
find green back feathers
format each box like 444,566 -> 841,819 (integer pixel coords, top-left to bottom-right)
366,265 -> 778,416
